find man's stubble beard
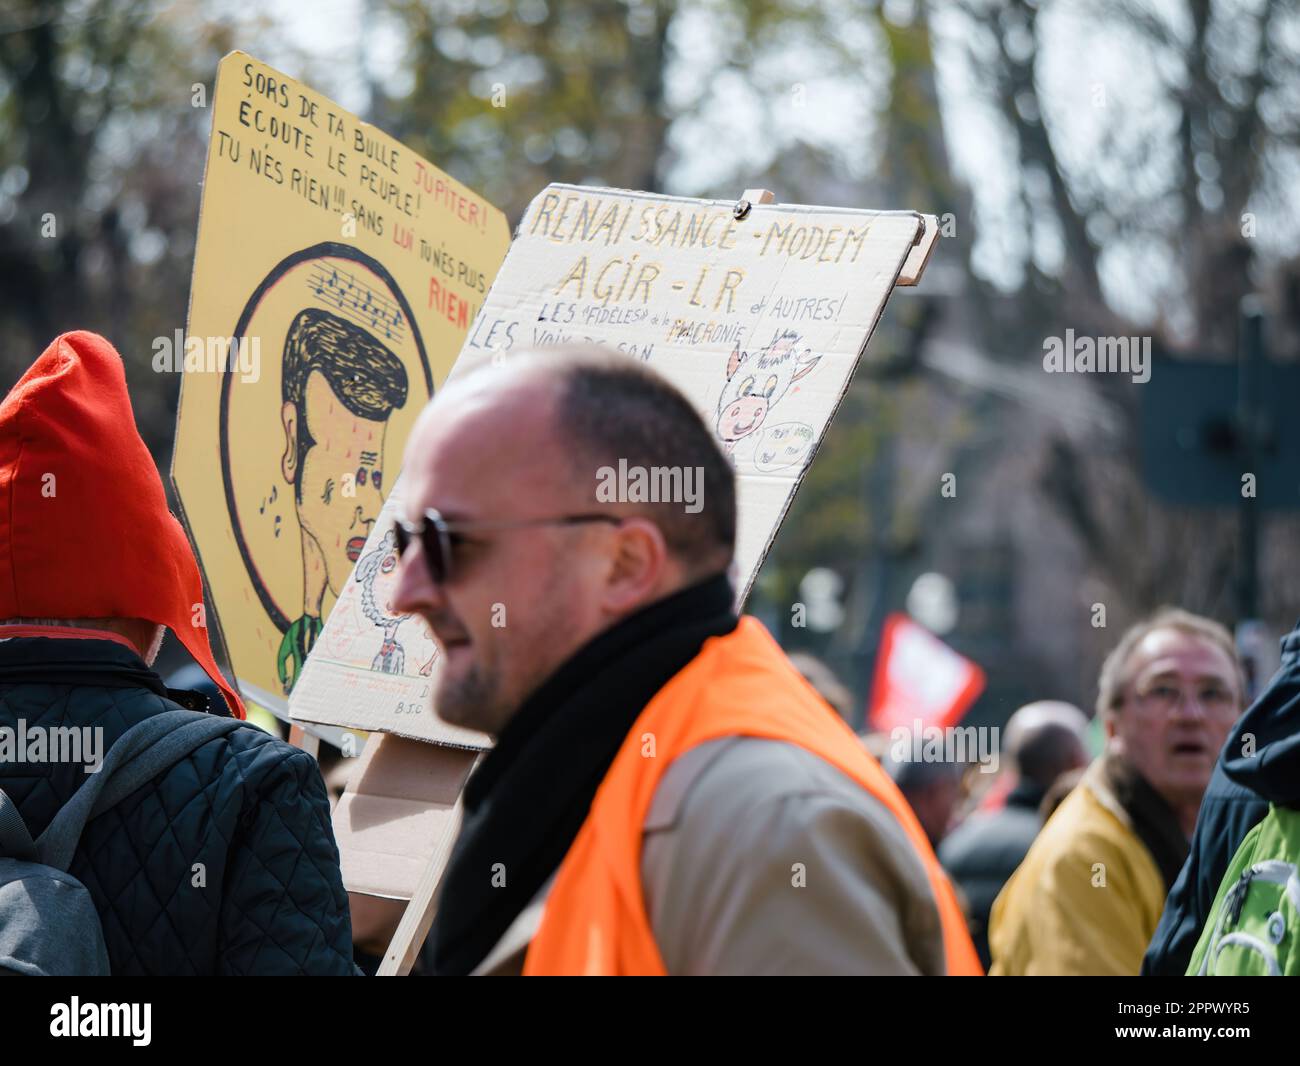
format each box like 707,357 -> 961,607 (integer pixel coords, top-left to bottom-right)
435,654 -> 502,734
434,562 -> 577,737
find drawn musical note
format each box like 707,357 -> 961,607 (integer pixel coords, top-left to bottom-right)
305,260 -> 408,345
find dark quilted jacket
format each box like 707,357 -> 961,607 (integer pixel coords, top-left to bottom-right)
0,636 -> 359,975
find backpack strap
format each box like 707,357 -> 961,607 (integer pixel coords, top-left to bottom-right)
0,788 -> 36,862
35,710 -> 245,872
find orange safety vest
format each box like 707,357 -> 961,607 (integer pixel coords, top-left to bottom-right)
524,617 -> 982,976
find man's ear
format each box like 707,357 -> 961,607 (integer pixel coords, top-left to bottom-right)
281,402 -> 299,483
602,517 -> 671,614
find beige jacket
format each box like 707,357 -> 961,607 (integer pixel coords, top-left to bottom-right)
472,736 -> 947,976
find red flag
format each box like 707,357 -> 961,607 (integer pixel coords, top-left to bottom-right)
867,613 -> 985,733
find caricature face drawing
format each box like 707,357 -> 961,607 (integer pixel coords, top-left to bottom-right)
280,308 -> 407,610
275,307 -> 409,688
218,246 -> 430,699
185,191 -> 475,710
716,331 -> 820,452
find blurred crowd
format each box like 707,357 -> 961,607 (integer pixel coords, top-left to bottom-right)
4,331 -> 1296,977
817,606 -> 1295,976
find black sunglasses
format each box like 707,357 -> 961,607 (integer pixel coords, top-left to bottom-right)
392,507 -> 622,584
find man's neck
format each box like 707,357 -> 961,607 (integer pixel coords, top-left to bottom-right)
494,570 -> 734,740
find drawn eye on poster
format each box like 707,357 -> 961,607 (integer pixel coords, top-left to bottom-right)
173,53 -> 510,720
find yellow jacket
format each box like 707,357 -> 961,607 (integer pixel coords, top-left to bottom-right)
988,756 -> 1170,975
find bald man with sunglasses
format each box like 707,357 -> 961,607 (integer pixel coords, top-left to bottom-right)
393,347 -> 978,977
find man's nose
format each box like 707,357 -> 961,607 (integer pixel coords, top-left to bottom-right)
1171,689 -> 1209,720
391,539 -> 444,615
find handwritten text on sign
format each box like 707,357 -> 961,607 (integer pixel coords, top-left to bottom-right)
465,190 -> 878,359
458,185 -> 927,605
214,59 -> 494,330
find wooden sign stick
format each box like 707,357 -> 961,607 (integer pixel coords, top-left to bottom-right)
287,724 -> 320,757
375,791 -> 466,976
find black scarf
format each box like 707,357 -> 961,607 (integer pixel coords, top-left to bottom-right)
429,572 -> 737,976
1100,750 -> 1190,892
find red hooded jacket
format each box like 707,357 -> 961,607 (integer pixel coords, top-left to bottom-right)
0,331 -> 243,717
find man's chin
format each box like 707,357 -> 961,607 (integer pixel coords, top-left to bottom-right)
433,703 -> 474,731
433,659 -> 497,733
433,696 -> 480,733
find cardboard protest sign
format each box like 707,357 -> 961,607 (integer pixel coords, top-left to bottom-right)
291,184 -> 939,743
868,612 -> 986,733
332,733 -> 476,900
171,52 -> 510,718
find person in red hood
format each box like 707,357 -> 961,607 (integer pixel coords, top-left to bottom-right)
0,331 -> 359,974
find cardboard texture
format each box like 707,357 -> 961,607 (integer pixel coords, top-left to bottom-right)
333,733 -> 477,900
292,184 -> 937,741
172,52 -> 510,723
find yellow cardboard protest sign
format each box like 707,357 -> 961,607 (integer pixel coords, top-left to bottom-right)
172,52 -> 509,716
